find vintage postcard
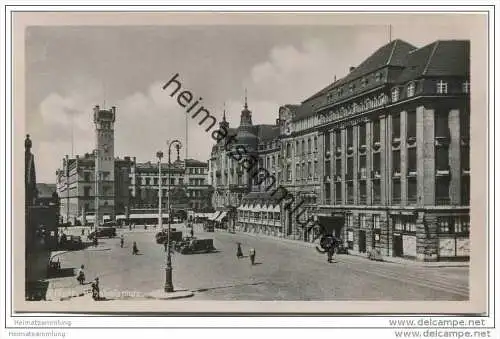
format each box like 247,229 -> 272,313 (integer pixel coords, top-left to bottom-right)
9,10 -> 489,316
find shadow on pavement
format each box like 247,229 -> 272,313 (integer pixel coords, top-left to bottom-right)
25,280 -> 49,301
47,267 -> 76,279
193,281 -> 265,292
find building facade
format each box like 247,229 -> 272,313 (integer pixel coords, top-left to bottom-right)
210,39 -> 470,261
56,105 -> 211,224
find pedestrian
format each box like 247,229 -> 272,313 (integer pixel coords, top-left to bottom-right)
190,227 -> 194,238
81,229 -> 85,236
120,235 -> 124,248
129,224 -> 132,231
236,243 -> 243,259
91,277 -> 100,300
249,248 -> 256,265
132,241 -> 139,255
76,265 -> 85,285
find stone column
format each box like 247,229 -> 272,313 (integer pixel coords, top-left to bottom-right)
449,109 -> 461,205
380,116 -> 388,205
400,110 -> 408,205
353,125 -> 359,205
387,213 -> 394,257
366,121 -> 373,205
341,129 -> 346,204
352,211 -> 360,253
366,214 -> 374,252
417,212 -> 439,261
417,106 -> 436,206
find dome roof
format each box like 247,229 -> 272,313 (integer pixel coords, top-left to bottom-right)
235,127 -> 258,148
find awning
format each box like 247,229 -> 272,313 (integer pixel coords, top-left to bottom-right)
129,213 -> 170,219
215,211 -> 227,222
272,205 -> 280,213
208,211 -> 221,221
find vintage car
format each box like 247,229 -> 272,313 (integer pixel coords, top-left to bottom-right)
88,227 -> 117,240
174,238 -> 216,254
155,229 -> 183,244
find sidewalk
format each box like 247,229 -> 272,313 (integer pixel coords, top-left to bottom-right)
231,230 -> 469,268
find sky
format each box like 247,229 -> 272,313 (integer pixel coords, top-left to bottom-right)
25,20 -> 479,183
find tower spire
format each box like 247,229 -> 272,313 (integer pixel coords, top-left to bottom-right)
223,102 -> 227,121
244,88 -> 248,109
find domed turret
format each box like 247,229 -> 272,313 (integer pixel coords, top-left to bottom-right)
236,91 -> 257,149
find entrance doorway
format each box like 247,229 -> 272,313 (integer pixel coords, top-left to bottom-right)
358,230 -> 367,253
393,234 -> 403,257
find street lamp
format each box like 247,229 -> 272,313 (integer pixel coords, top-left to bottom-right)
157,151 -> 164,231
165,139 -> 182,293
94,149 -> 100,242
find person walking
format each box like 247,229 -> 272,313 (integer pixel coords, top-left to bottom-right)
190,227 -> 194,238
132,241 -> 139,255
249,248 -> 256,265
236,243 -> 243,259
76,265 -> 85,285
120,235 -> 124,248
91,277 -> 100,300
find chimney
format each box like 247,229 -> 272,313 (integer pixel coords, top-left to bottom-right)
349,66 -> 356,73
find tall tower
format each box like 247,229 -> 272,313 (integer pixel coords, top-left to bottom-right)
93,105 -> 116,222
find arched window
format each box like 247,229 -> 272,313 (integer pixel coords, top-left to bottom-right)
286,143 -> 291,157
391,87 -> 400,102
301,140 -> 306,155
407,82 -> 416,97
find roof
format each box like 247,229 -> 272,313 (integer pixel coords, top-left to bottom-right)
36,183 -> 56,198
396,40 -> 470,83
255,125 -> 280,141
303,39 -> 417,103
185,159 -> 208,167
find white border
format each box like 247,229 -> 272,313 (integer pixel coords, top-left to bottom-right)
1,3 -> 496,336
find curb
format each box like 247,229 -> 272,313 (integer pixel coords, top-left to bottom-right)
147,289 -> 194,300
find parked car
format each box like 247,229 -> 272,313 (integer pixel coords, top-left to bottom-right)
155,229 -> 183,244
174,238 -> 215,254
61,235 -> 84,250
88,227 -> 116,240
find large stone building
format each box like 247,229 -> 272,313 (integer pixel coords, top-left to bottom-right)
209,39 -> 470,261
56,105 -> 211,224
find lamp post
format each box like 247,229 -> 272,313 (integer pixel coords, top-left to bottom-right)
157,151 -> 164,231
94,149 -> 99,242
165,139 -> 182,293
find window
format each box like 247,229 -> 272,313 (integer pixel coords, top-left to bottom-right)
361,78 -> 368,87
84,172 -> 90,182
437,217 -> 452,233
437,80 -> 448,94
287,165 -> 292,181
302,163 -> 306,180
314,160 -> 318,178
462,81 -> 470,94
373,119 -> 381,143
359,182 -> 367,204
435,112 -> 450,139
393,151 -> 401,174
373,215 -> 381,229
296,141 -> 300,155
407,110 -> 417,139
335,159 -> 341,176
436,147 -> 449,171
347,127 -> 354,147
436,177 -> 450,205
335,130 -> 342,149
373,153 -> 381,174
407,82 -> 415,97
359,155 -> 367,179
347,158 -> 354,180
346,182 -> 354,204
392,179 -> 401,203
308,139 -> 312,154
84,187 -> 91,197
145,178 -> 150,186
391,87 -> 400,102
287,143 -> 292,157
373,181 -> 381,204
296,164 -> 300,180
302,140 -> 306,155
154,178 -> 158,185
324,183 -> 331,204
408,178 -> 417,204
308,162 -> 312,178
359,124 -> 366,146
324,131 -> 331,153
170,178 -> 175,185
392,113 -> 401,139
375,72 -> 382,82
179,178 -> 184,185
314,136 -> 318,152
335,182 -> 342,203
359,214 -> 368,228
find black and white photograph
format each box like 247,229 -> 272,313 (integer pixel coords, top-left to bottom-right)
4,8 -> 492,327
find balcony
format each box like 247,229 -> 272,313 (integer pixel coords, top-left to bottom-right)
393,170 -> 401,178
335,147 -> 342,156
324,175 -> 331,183
358,171 -> 368,181
325,150 -> 331,158
407,136 -> 417,146
372,141 -> 381,151
358,144 -> 367,154
435,136 -> 450,147
335,175 -> 342,182
462,169 -> 470,176
407,170 -> 417,177
372,170 -> 381,180
436,168 -> 450,176
392,137 -> 401,147
347,145 -> 354,155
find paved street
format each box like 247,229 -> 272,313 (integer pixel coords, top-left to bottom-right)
49,224 -> 468,301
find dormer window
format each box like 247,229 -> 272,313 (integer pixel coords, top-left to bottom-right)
391,87 -> 400,102
407,82 -> 415,97
375,72 -> 382,82
349,84 -> 355,93
437,80 -> 448,94
361,78 -> 368,87
462,81 -> 470,94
